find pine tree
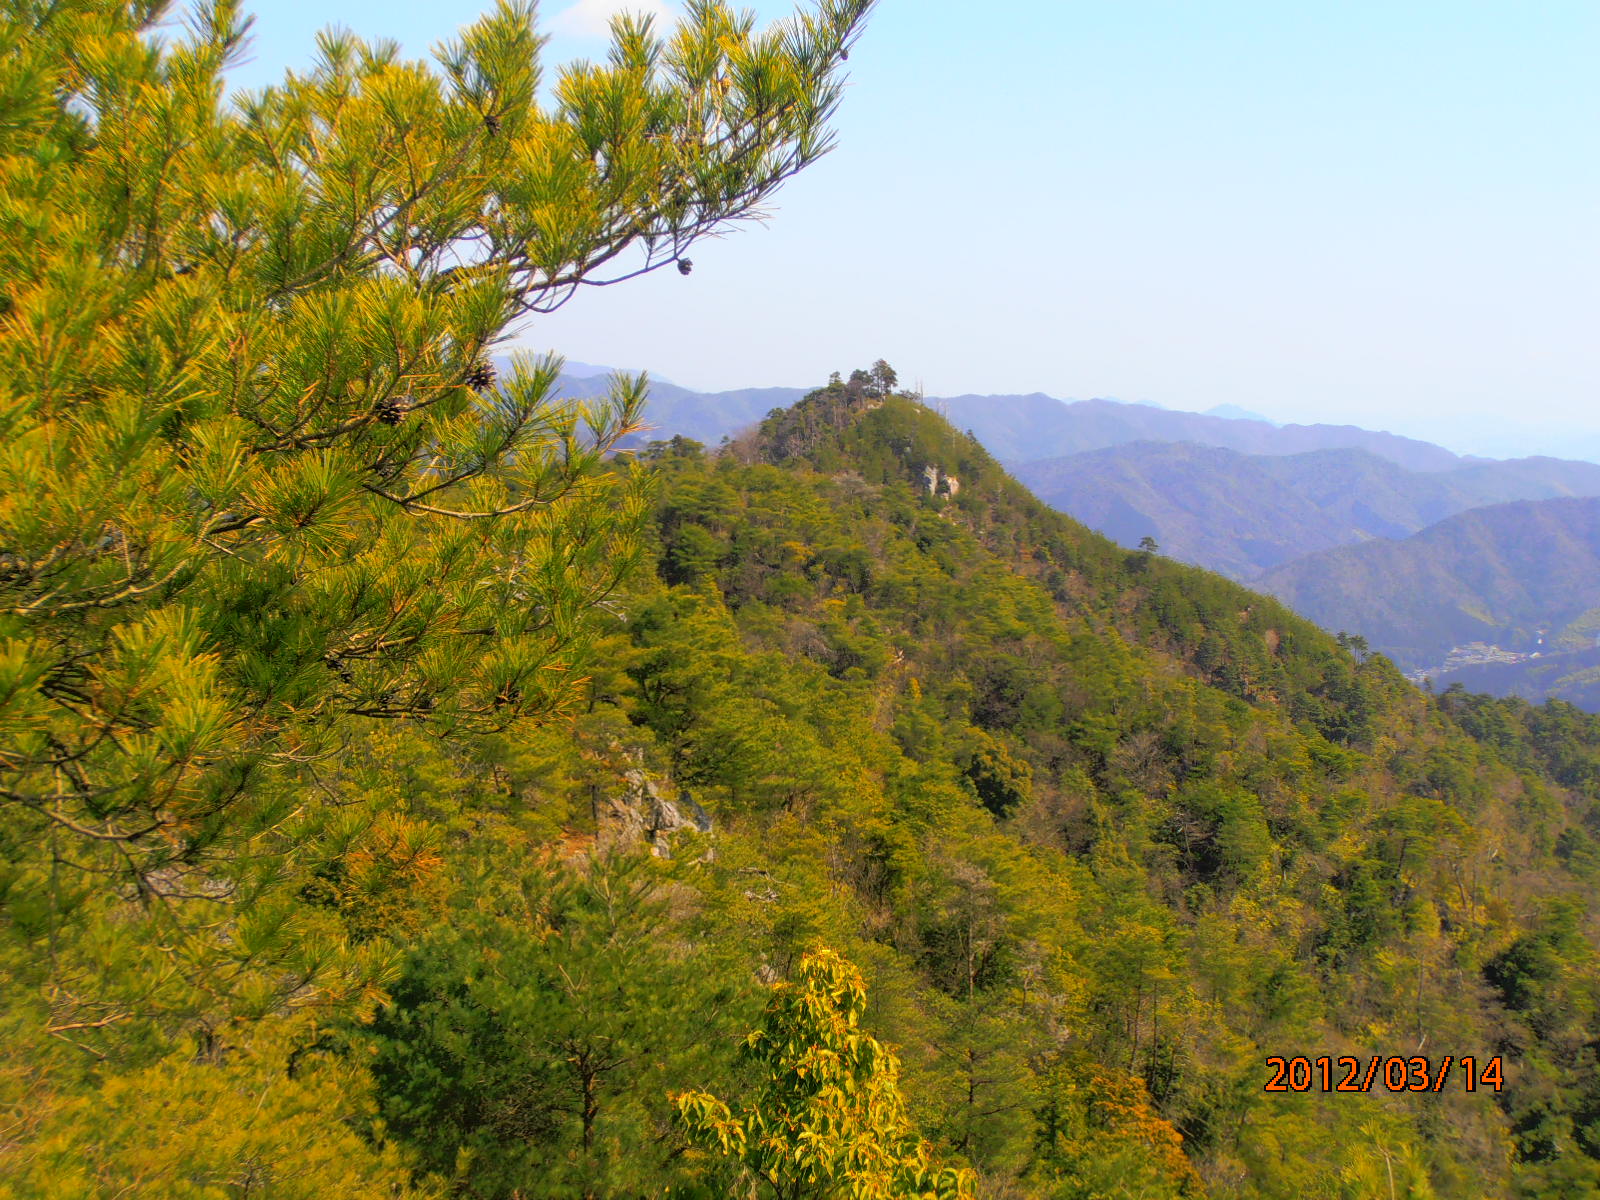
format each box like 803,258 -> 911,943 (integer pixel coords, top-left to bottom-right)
0,3 -> 876,1191
363,852 -> 751,1199
0,0 -> 872,1034
1030,1056 -> 1201,1199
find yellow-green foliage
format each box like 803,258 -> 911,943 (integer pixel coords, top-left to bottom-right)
674,946 -> 975,1199
1033,1055 -> 1201,1198
2,1024 -> 435,1200
0,0 -> 870,1192
6,2 -> 1600,1195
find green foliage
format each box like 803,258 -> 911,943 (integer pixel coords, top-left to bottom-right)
0,1 -> 871,1193
7,26 -> 1600,1189
0,0 -> 870,1015
611,378 -> 1600,1196
674,945 -> 975,1199
1032,1055 -> 1201,1199
361,853 -> 751,1198
1,1025 -> 433,1200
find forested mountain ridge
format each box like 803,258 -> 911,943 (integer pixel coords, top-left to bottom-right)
528,376 -> 1600,1198
20,5 -> 1600,1196
14,366 -> 1600,1197
546,365 -> 1477,470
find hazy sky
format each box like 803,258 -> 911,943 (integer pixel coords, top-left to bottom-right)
224,1 -> 1596,459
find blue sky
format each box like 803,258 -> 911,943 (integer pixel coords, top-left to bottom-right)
222,1 -> 1596,458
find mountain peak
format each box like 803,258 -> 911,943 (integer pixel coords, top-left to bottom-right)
750,375 -> 896,464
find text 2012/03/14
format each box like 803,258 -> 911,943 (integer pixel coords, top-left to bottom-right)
1264,1055 -> 1504,1094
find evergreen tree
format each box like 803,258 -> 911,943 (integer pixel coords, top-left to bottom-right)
0,0 -> 871,1032
0,3 -> 874,1193
363,853 -> 751,1199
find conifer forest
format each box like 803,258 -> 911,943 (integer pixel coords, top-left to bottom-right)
3,3 -> 1599,1198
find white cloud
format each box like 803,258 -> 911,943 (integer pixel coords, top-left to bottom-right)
546,0 -> 681,38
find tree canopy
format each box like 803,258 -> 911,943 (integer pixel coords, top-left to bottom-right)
675,946 -> 975,1199
0,0 -> 869,1022
0,1 -> 872,1192
7,3 -> 1600,1198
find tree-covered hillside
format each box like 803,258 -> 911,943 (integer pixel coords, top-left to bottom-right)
13,338 -> 1600,1193
591,377 -> 1600,1198
7,4 -> 1600,1197
107,369 -> 1590,1198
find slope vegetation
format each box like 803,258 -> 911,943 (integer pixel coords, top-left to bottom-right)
515,379 -> 1600,1198
81,376 -> 1598,1198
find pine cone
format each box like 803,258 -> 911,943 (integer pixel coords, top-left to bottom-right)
676,258 -> 693,276
465,360 -> 496,392
374,397 -> 404,426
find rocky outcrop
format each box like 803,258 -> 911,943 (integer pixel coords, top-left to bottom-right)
598,761 -> 711,857
922,465 -> 960,497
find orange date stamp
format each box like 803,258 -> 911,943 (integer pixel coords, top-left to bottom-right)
1264,1055 -> 1504,1094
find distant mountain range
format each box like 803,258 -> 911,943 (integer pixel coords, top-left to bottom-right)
530,362 -> 1600,707
545,369 -> 806,448
1011,442 -> 1600,580
1259,496 -> 1600,673
1205,404 -> 1273,422
1424,644 -> 1600,709
546,369 -> 1496,472
934,394 -> 1465,471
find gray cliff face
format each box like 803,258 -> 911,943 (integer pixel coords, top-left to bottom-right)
598,761 -> 711,857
